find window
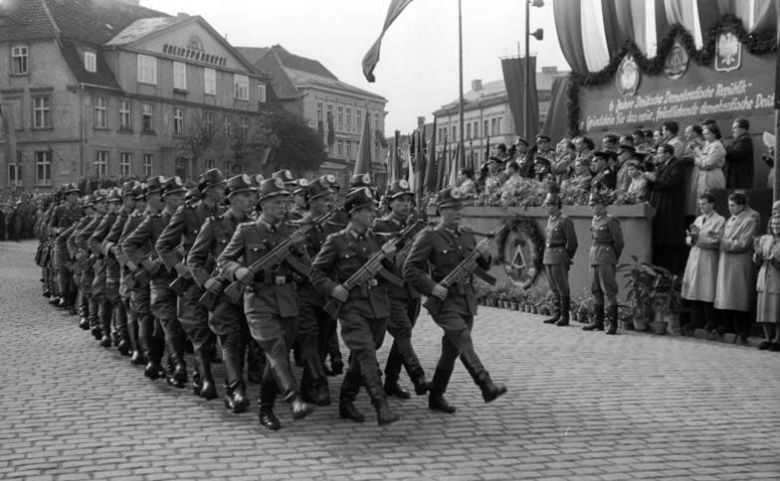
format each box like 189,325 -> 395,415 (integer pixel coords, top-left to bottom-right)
491,118 -> 497,135
95,150 -> 108,177
94,96 -> 107,129
141,103 -> 153,132
173,107 -> 184,136
466,123 -> 471,140
143,154 -> 153,177
32,96 -> 51,129
120,152 -> 132,177
224,116 -> 231,137
173,61 -> 187,90
451,125 -> 457,139
204,68 -> 216,95
346,107 -> 351,131
119,100 -> 131,130
84,51 -> 96,73
8,162 -> 21,187
374,112 -> 380,132
36,151 -> 51,186
356,109 -> 362,130
11,45 -> 28,75
257,84 -> 266,103
337,140 -> 343,157
137,54 -> 157,85
483,120 -> 489,138
205,111 -> 214,135
474,122 -> 479,138
240,117 -> 249,139
234,74 -> 249,100
205,158 -> 214,170
337,106 -> 343,129
346,142 -> 351,160
497,117 -> 502,134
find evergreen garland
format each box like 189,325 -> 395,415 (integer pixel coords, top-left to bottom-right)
495,216 -> 546,288
566,14 -> 777,135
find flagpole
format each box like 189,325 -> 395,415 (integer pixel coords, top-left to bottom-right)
457,0 -> 465,181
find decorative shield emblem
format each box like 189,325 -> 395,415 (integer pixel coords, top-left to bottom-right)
664,40 -> 689,80
297,178 -> 309,187
241,174 -> 251,185
280,169 -> 292,180
273,178 -> 284,189
324,174 -> 336,184
715,32 -> 741,72
361,173 -> 372,184
615,55 -> 640,96
399,179 -> 409,189
254,174 -> 264,184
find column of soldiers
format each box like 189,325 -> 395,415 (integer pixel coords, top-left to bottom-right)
35,167 -> 508,429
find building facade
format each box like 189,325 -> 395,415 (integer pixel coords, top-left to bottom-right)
433,66 -> 569,165
238,45 -> 388,187
0,0 -> 272,194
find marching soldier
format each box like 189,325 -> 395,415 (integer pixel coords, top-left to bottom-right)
583,193 -> 624,334
187,174 -> 257,413
75,189 -> 109,339
49,183 -> 83,309
403,187 -> 506,413
218,178 -> 315,430
288,178 -> 309,221
310,187 -> 400,426
373,179 -> 429,399
67,195 -> 97,330
123,177 -> 186,385
88,188 -> 123,347
541,193 -> 578,327
156,168 -> 225,400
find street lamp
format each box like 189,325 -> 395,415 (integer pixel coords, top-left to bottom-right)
524,0 -> 544,141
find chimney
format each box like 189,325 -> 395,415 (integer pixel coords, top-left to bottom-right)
471,79 -> 483,92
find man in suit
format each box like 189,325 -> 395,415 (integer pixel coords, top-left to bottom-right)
646,143 -> 687,273
725,117 -> 754,189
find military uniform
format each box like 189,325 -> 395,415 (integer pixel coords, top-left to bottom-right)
584,195 -> 624,334
542,196 -> 578,326
75,191 -> 109,338
49,184 -> 83,308
218,178 -> 314,429
67,199 -> 97,330
88,189 -> 122,347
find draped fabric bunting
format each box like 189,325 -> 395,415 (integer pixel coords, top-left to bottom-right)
663,0 -> 724,50
554,0 -> 588,74
501,56 -> 539,141
601,0 -> 631,60
581,0 -> 611,71
540,77 -> 571,143
362,0 -> 414,82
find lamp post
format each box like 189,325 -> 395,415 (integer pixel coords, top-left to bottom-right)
524,0 -> 544,141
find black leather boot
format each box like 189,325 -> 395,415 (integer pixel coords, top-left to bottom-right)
246,340 -> 265,384
365,369 -> 400,426
223,350 -> 249,413
410,369 -> 430,396
428,368 -> 456,413
542,296 -> 561,324
339,368 -> 365,422
605,305 -> 619,335
225,381 -> 250,413
130,350 -> 146,366
384,378 -> 411,399
258,377 -> 281,430
304,357 -> 331,406
555,297 -> 570,326
461,349 -> 507,403
196,350 -> 217,400
583,303 -> 605,331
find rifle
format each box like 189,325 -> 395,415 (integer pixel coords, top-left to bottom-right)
422,223 -> 508,317
322,220 -> 424,320
392,218 -> 429,270
198,278 -> 227,311
222,210 -> 338,304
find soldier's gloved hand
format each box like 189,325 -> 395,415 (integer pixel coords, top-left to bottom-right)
476,239 -> 491,258
431,284 -> 448,300
204,277 -> 221,294
235,267 -> 251,282
381,241 -> 397,256
331,284 -> 349,302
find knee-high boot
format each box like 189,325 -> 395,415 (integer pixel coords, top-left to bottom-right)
460,349 -> 507,403
428,367 -> 456,413
339,360 -> 365,423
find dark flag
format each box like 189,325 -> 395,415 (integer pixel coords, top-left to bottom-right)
501,56 -> 539,141
362,0 -> 414,82
354,114 -> 373,176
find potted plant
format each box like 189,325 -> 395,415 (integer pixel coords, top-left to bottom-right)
649,267 -> 683,335
619,256 -> 656,332
618,304 -> 633,331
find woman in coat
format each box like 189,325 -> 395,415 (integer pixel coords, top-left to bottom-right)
692,124 -> 726,199
714,192 -> 758,343
682,193 -> 725,333
754,213 -> 780,350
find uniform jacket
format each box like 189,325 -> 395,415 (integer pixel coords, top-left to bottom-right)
403,224 -> 491,316
49,204 -> 83,235
66,215 -> 94,258
187,209 -> 247,283
310,226 -> 391,319
76,213 -> 105,252
297,211 -> 343,303
589,215 -> 623,265
155,201 -> 217,273
591,168 -> 617,191
543,215 -> 578,264
122,209 -> 174,280
217,218 -> 309,319
372,213 -> 420,300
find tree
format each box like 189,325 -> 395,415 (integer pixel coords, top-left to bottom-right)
260,110 -> 325,174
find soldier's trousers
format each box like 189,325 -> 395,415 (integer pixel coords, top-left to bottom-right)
245,312 -> 300,398
338,303 -> 387,396
385,296 -> 423,383
589,264 -> 618,311
317,309 -> 341,365
131,281 -> 163,362
210,295 -> 254,386
545,263 -> 570,305
151,278 -> 186,366
179,282 -> 215,358
297,294 -> 330,385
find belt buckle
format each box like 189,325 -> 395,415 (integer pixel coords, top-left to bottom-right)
274,275 -> 286,286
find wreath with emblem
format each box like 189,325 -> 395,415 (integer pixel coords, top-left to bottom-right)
495,216 -> 546,289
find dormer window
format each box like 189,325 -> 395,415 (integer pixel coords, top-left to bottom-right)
84,51 -> 96,73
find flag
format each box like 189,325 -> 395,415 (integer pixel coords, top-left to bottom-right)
437,130 -> 448,191
423,118 -> 437,194
449,142 -> 461,188
0,103 -> 18,178
327,111 -> 335,149
389,130 -> 400,183
362,0 -> 414,82
354,114 -> 372,176
501,56 -> 539,140
413,127 -> 426,201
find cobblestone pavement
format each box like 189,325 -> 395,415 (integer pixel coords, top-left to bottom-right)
1,240 -> 780,481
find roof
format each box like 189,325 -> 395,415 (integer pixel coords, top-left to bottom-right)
235,46 -> 269,65
44,0 -> 167,45
285,67 -> 385,101
105,16 -> 183,46
60,40 -> 120,89
0,0 -> 59,43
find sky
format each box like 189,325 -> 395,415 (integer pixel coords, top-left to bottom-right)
142,0 -> 570,135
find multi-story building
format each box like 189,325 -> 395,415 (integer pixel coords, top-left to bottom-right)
0,0 -> 272,193
433,66 -> 569,165
238,45 -> 388,187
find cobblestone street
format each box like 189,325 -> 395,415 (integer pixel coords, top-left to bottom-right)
1,239 -> 779,480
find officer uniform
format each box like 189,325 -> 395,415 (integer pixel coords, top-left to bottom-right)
296,176 -> 342,406
584,193 -> 624,334
372,179 -> 428,398
123,177 -> 184,384
156,168 -> 225,399
591,151 -> 617,191
541,193 -> 578,326
187,174 -> 255,413
404,187 -> 507,412
218,178 -> 314,429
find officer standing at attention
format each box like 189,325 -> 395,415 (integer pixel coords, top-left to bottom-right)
582,193 -> 624,334
372,179 -> 429,399
218,177 -> 315,430
541,192 -> 578,327
310,187 -> 401,426
403,187 -> 507,413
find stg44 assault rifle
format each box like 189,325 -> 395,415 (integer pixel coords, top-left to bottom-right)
218,208 -> 342,306
323,220 -> 425,320
422,223 -> 508,317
